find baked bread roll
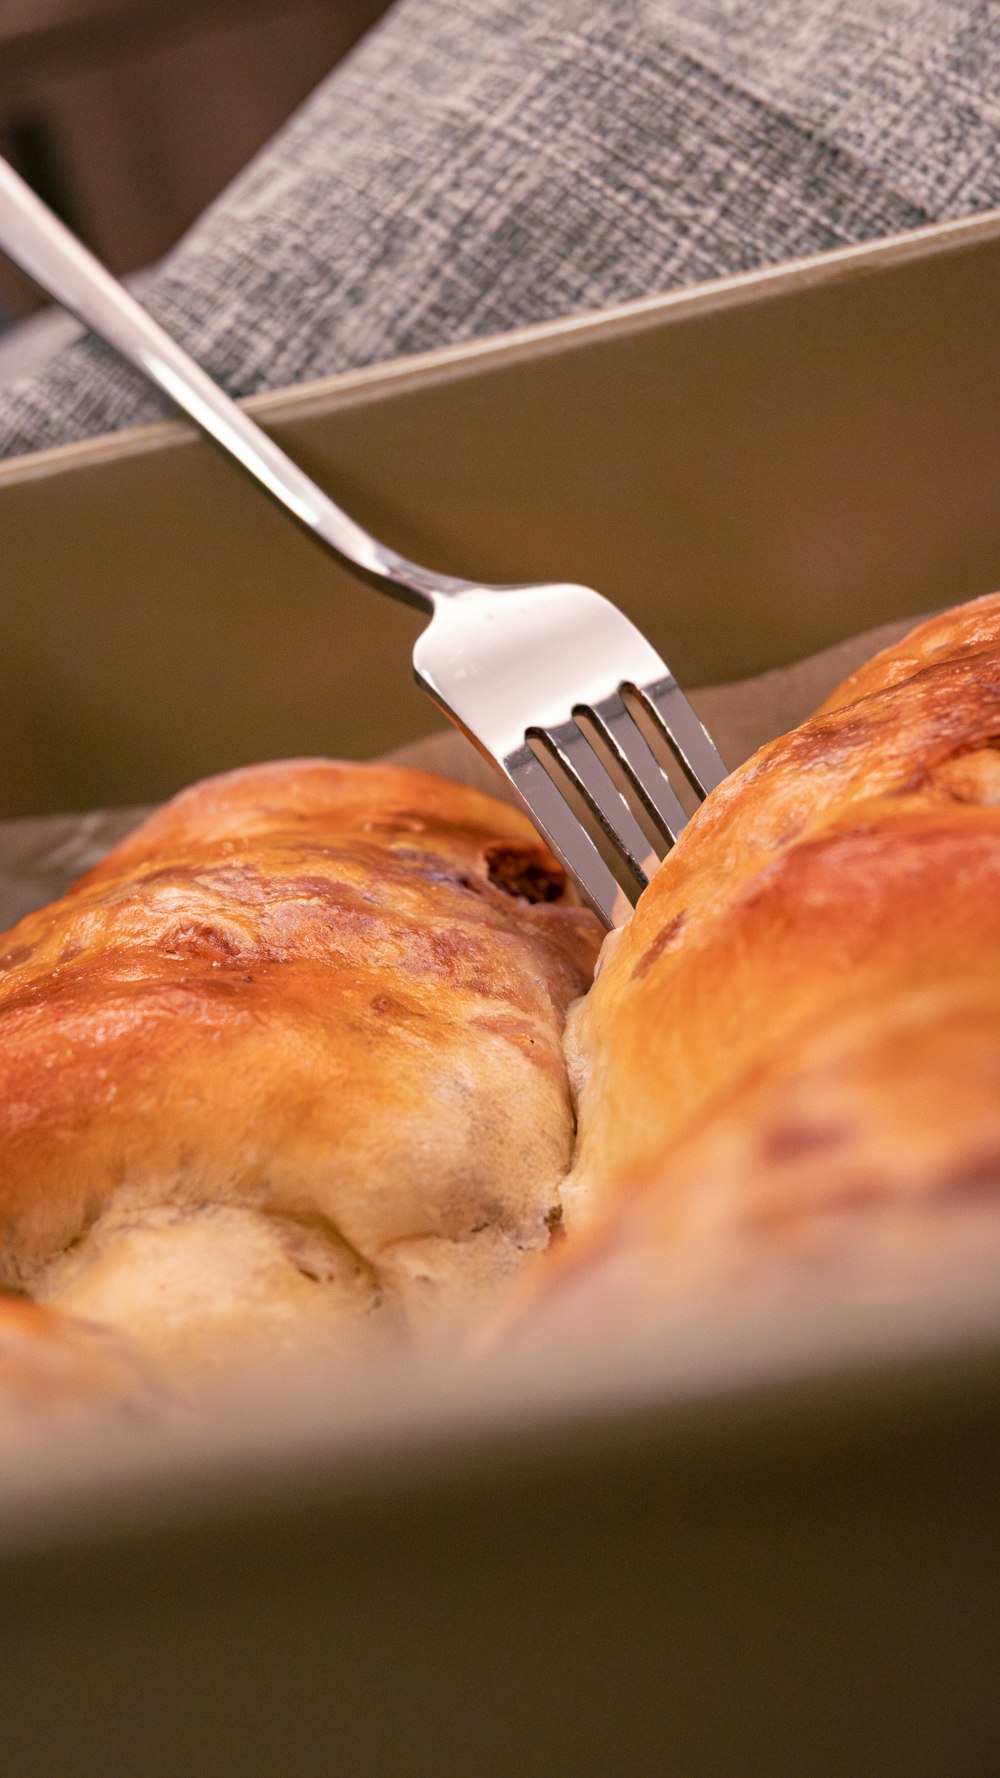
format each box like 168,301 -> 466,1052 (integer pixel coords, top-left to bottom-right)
0,759 -> 601,1384
525,593 -> 1000,1346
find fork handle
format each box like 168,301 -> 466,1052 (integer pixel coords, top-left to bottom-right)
0,156 -> 465,616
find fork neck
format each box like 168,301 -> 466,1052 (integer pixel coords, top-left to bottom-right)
358,543 -> 474,614
297,492 -> 469,613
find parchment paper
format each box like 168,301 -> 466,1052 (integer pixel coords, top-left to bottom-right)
0,614 -> 919,933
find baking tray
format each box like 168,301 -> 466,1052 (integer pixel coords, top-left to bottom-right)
1,213 -> 1000,1777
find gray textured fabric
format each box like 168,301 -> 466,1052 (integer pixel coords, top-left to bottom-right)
1,0 -> 998,459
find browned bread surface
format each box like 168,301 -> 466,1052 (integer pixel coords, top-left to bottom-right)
534,594 -> 1000,1340
0,758 -> 601,1382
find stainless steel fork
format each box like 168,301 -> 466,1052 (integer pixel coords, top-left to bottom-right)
0,155 -> 728,927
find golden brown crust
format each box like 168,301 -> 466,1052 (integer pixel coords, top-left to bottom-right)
0,758 -> 601,1380
534,594 -> 1000,1343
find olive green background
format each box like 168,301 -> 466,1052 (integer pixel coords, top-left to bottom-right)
3,209 -> 1000,819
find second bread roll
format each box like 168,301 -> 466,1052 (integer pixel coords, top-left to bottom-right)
529,594 -> 1000,1347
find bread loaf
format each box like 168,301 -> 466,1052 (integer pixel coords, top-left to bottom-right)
0,758 -> 601,1386
524,593 -> 1000,1345
5,594 -> 999,1407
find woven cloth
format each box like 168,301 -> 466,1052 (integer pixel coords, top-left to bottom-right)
2,0 -> 999,458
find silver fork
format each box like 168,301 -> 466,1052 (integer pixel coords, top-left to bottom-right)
0,156 -> 727,927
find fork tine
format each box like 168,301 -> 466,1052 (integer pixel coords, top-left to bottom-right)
636,673 -> 728,796
537,719 -> 657,889
502,743 -> 630,928
585,693 -> 690,844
